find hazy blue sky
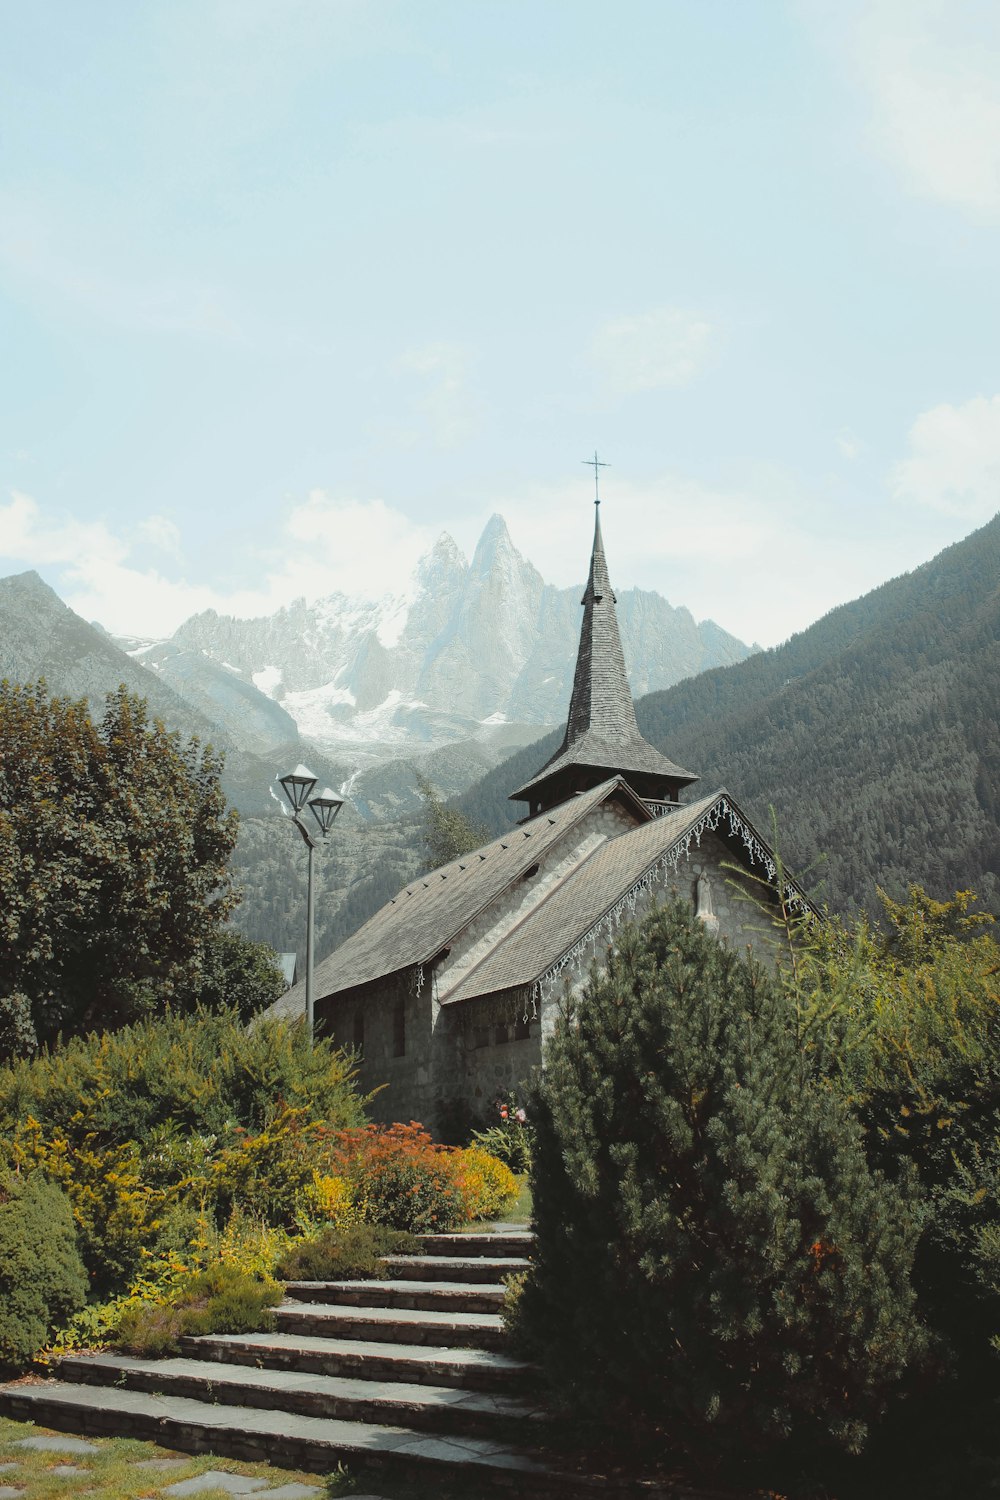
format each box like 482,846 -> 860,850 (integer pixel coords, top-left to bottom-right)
2,0 -> 999,646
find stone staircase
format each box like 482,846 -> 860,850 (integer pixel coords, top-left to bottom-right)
0,1228 -> 616,1496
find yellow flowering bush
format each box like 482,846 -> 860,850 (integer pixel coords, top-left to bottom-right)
451,1145 -> 519,1221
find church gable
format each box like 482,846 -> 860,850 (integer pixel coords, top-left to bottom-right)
304,774 -> 652,1008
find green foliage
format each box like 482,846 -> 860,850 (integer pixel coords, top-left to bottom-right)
274,1223 -> 418,1281
0,1005 -> 364,1143
0,1007 -> 365,1292
471,1091 -> 534,1174
0,1170 -> 88,1367
812,889 -> 1000,1349
416,774 -> 489,870
113,1262 -> 281,1358
514,899 -> 925,1462
0,680 -> 239,1054
195,930 -> 287,1023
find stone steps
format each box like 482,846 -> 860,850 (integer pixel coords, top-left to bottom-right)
0,1224 -> 598,1496
284,1277 -> 508,1315
417,1232 -> 533,1257
56,1352 -> 547,1441
0,1381 -> 577,1491
383,1253 -> 532,1283
179,1330 -> 532,1393
274,1299 -> 507,1350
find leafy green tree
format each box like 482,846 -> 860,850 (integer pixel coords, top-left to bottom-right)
416,774 -> 489,869
196,930 -> 286,1023
0,680 -> 239,1054
513,899 -> 924,1463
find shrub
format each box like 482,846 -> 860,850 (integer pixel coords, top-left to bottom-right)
513,900 -> 926,1462
113,1262 -> 281,1358
0,1005 -> 365,1144
452,1146 -> 519,1221
275,1223 -> 418,1281
0,1008 -> 367,1293
471,1092 -> 534,1174
329,1123 -> 467,1232
0,1171 -> 88,1368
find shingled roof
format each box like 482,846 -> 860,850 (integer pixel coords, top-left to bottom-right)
511,505 -> 697,813
439,789 -> 723,1003
440,786 -> 813,1004
269,776 -> 653,1018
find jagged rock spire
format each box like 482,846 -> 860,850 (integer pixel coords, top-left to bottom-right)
511,501 -> 698,818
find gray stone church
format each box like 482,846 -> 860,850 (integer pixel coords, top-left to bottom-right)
282,506 -> 800,1132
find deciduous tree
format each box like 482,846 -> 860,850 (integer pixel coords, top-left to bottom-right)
0,680 -> 239,1053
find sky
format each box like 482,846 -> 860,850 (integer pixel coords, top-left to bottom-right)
2,0 -> 1000,648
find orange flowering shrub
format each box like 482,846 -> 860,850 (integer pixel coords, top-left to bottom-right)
326,1123 -> 517,1231
329,1123 -> 466,1232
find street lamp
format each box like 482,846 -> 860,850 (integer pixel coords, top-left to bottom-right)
277,764 -> 344,1043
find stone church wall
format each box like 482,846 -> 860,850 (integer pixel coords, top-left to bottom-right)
319,968 -> 437,1128
319,825 -> 782,1136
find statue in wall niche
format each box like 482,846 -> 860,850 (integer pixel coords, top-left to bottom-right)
696,872 -> 720,936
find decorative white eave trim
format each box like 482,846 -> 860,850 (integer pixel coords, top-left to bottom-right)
536,793 -> 808,995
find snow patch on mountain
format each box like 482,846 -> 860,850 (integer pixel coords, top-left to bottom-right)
159,514 -> 753,761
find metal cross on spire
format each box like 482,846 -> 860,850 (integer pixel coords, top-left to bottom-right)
582,449 -> 609,506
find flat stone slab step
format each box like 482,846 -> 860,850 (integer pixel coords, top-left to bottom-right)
58,1354 -> 548,1440
284,1278 -> 507,1314
0,1381 -> 576,1495
384,1254 -> 532,1284
417,1232 -> 533,1258
181,1331 -> 533,1393
275,1300 -> 506,1351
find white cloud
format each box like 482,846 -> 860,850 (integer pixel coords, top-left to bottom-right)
138,515 -> 184,558
0,489 -> 434,639
451,467 -> 921,649
392,342 -> 481,448
850,0 -> 1000,216
591,307 -> 713,397
891,395 -> 1000,519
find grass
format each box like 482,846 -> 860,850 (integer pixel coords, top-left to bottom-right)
462,1174 -> 532,1233
0,1415 -> 530,1500
0,1415 -> 324,1500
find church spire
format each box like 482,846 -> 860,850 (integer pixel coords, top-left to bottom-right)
510,474 -> 698,819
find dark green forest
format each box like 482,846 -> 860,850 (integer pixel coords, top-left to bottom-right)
453,513 -> 1000,917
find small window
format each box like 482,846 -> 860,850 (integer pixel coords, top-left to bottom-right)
393,998 -> 406,1058
473,1025 -> 491,1050
521,862 -> 540,882
495,1021 -> 511,1045
514,1016 -> 531,1041
353,1011 -> 365,1054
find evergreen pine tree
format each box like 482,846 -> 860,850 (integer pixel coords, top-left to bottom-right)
515,899 -> 925,1460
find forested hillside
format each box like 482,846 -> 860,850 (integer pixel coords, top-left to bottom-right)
455,515 -> 1000,917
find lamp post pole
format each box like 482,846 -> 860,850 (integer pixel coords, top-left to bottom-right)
277,765 -> 344,1045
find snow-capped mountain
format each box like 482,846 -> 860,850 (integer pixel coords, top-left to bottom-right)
150,515 -> 753,760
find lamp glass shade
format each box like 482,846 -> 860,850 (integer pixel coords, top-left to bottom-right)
278,766 -> 318,814
308,789 -> 344,835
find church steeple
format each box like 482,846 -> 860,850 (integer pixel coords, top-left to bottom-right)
510,483 -> 698,819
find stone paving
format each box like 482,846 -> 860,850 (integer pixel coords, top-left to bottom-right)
0,1428 -> 335,1500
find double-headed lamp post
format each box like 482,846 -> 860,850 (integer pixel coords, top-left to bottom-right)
277,765 -> 344,1044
